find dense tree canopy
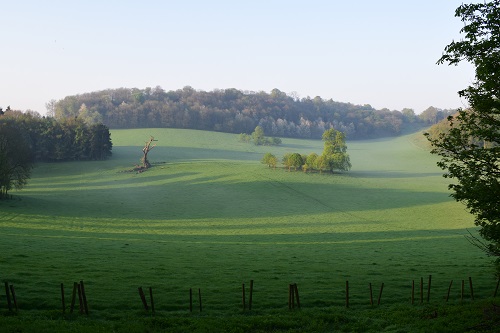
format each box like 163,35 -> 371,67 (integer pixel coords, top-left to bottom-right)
50,86 -> 455,140
426,1 -> 500,269
264,129 -> 351,174
321,129 -> 351,172
0,109 -> 112,197
0,110 -> 112,163
0,122 -> 33,199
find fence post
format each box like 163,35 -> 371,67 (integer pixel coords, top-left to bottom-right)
4,281 -> 12,312
469,277 -> 474,301
377,283 -> 384,305
345,281 -> 349,308
494,279 -> 500,298
9,285 -> 18,312
77,283 -> 84,314
80,280 -> 89,315
446,280 -> 453,302
60,283 -> 66,314
427,275 -> 432,303
411,280 -> 414,305
294,283 -> 301,309
242,283 -> 246,311
149,287 -> 155,315
138,287 -> 149,311
249,280 -> 254,310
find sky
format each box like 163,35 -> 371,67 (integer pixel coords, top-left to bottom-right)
1,1 -> 477,115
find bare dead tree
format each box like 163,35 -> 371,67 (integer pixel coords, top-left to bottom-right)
141,136 -> 157,169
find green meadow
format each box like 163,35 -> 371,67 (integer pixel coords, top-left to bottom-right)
0,128 -> 497,332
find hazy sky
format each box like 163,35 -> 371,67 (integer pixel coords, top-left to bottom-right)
2,1 -> 477,115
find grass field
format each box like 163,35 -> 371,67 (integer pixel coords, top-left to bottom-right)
0,128 -> 498,332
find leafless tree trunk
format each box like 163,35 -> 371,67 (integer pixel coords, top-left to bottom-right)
141,136 -> 157,168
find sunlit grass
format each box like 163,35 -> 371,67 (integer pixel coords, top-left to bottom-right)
0,129 -> 497,331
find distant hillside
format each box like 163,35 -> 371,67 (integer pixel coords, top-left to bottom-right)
51,86 -> 456,140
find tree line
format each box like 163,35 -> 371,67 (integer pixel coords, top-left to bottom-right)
0,109 -> 112,198
50,87 -> 455,140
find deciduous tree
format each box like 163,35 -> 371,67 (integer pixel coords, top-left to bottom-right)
261,152 -> 277,168
288,153 -> 303,171
321,129 -> 351,172
0,123 -> 33,199
426,0 -> 500,269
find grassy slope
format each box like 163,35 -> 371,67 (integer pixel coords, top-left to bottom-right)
0,128 -> 497,332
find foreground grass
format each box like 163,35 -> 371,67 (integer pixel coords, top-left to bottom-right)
1,301 -> 499,333
1,128 -> 498,331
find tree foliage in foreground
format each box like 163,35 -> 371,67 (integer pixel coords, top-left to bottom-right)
426,0 -> 500,269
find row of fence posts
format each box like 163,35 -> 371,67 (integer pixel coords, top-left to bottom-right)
4,282 -> 18,312
3,277 -> 500,315
60,281 -> 89,315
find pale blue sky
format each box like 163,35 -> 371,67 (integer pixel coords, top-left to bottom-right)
2,1 -> 476,115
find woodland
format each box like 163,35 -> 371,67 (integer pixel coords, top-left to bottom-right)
49,87 -> 455,139
0,109 -> 112,198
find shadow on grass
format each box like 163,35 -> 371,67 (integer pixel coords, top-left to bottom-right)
17,175 -> 452,221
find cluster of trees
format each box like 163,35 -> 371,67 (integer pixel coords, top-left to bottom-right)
427,1 -> 500,272
0,109 -> 112,198
262,129 -> 351,173
50,87 -> 455,140
239,126 -> 282,145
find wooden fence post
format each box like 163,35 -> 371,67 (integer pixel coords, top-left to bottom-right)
294,283 -> 301,309
138,287 -> 149,311
377,283 -> 384,305
149,287 -> 155,315
9,285 -> 18,312
249,280 -> 254,310
469,277 -> 474,301
427,275 -> 432,303
446,280 -> 453,302
189,288 -> 193,313
61,283 -> 65,314
4,281 -> 12,312
494,279 -> 500,298
77,283 -> 84,314
345,281 -> 349,308
80,280 -> 89,315
242,283 -> 246,311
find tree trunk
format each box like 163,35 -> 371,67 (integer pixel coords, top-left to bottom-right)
141,136 -> 157,169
